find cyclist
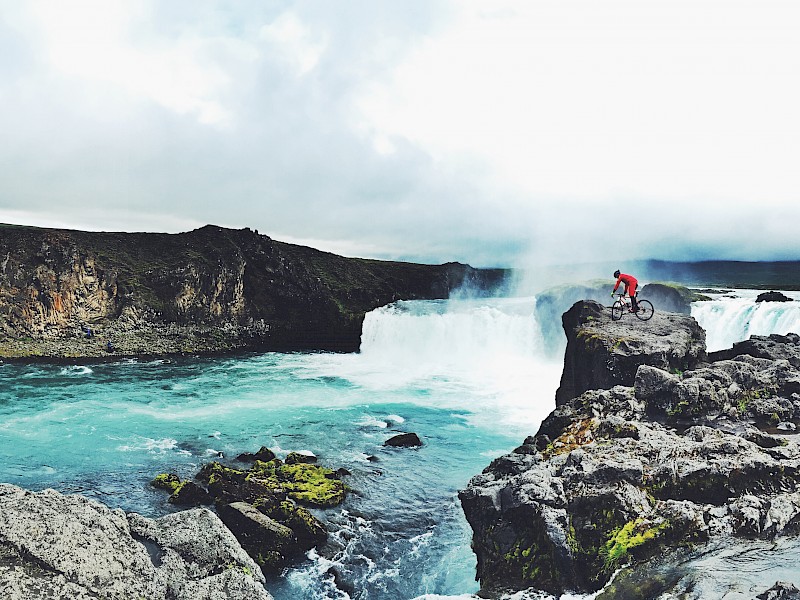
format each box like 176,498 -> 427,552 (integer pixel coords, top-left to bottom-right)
612,270 -> 639,312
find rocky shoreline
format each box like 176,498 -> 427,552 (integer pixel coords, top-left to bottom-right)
460,300 -> 800,598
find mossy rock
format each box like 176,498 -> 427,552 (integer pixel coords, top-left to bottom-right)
285,451 -> 317,464
151,473 -> 181,493
599,518 -> 670,573
169,481 -> 212,506
278,463 -> 348,507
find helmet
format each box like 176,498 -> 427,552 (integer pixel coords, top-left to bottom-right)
613,270 -> 620,278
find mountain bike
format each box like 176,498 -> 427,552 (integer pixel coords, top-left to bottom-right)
611,292 -> 654,321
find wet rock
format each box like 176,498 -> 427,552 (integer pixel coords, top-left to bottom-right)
217,502 -> 297,573
168,481 -> 212,506
153,447 -> 347,576
285,451 -> 317,464
235,446 -> 277,463
384,432 -> 423,447
756,291 -> 794,303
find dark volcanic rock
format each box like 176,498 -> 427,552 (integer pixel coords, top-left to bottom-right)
154,447 -> 346,575
216,502 -> 298,573
236,446 -> 277,463
384,432 -> 423,447
460,301 -> 800,597
555,300 -> 706,405
0,223 -> 508,358
709,333 -> 800,368
757,291 -> 794,303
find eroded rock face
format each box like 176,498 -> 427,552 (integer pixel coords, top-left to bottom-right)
460,301 -> 800,597
0,484 -> 272,600
0,224 -> 507,357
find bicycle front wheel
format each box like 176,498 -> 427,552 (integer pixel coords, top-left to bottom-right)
611,300 -> 624,321
635,299 -> 654,321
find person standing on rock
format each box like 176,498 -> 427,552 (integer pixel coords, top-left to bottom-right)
612,270 -> 639,312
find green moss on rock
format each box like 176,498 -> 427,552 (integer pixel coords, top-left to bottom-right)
278,463 -> 347,507
600,518 -> 669,573
150,473 -> 181,493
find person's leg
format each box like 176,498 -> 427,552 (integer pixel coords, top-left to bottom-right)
630,283 -> 639,311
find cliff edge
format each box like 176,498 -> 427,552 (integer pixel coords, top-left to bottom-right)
460,300 -> 800,597
0,224 -> 507,359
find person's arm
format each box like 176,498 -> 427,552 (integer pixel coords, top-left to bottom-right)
612,278 -> 620,293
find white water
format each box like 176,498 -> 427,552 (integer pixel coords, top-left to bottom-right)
308,297 -> 563,439
691,289 -> 800,352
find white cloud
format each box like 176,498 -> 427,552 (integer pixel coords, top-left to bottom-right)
28,0 -> 236,126
1,0 -> 800,267
260,11 -> 328,77
358,0 -> 800,206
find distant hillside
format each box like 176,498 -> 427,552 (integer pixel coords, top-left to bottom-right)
0,224 -> 509,359
643,259 -> 800,290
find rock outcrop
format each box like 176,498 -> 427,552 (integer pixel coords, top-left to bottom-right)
555,300 -> 706,405
0,484 -> 272,600
460,300 -> 800,598
0,224 -> 508,359
152,447 -> 347,573
757,291 -> 794,303
533,281 -> 707,358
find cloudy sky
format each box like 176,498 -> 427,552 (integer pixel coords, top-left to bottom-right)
1,1 -> 799,267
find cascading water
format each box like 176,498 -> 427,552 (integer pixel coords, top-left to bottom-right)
691,289 -> 800,352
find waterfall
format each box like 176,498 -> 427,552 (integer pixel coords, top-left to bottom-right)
360,297 -> 544,367
692,290 -> 800,352
353,297 -> 560,434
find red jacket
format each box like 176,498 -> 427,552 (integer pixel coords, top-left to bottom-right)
613,273 -> 638,295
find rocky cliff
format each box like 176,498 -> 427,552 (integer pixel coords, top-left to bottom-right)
0,224 -> 507,359
460,300 -> 800,598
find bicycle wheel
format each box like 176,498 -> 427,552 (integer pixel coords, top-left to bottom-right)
611,300 -> 624,321
635,299 -> 654,321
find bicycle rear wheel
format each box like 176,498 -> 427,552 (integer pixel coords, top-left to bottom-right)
635,299 -> 654,321
611,300 -> 624,321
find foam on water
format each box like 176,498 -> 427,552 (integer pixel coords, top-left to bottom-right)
692,289 -> 800,352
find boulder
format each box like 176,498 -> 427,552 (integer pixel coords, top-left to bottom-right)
0,484 -> 271,600
757,581 -> 800,599
757,291 -> 794,303
384,432 -> 423,447
216,502 -> 297,573
285,451 -> 317,464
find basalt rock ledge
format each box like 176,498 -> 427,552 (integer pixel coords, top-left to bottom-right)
459,300 -> 800,598
0,224 -> 507,359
